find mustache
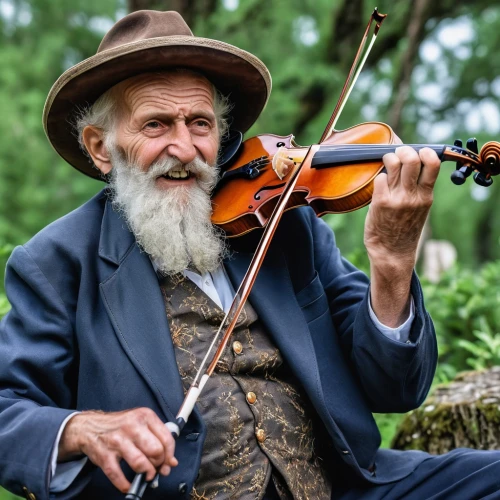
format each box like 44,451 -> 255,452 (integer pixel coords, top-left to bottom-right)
143,156 -> 219,194
146,156 -> 213,177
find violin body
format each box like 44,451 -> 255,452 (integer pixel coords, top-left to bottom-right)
212,122 -> 397,237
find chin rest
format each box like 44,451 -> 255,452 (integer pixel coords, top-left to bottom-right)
218,129 -> 243,171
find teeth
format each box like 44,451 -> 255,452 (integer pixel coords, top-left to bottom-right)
163,168 -> 190,180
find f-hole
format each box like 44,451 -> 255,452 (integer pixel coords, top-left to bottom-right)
254,182 -> 286,200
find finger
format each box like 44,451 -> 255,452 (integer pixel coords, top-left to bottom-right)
122,442 -> 158,482
395,146 -> 421,191
382,152 -> 402,189
101,455 -> 131,494
417,147 -> 441,190
132,431 -> 167,470
371,169 -> 390,205
147,418 -> 178,468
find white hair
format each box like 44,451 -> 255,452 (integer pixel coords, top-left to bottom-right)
74,70 -> 231,162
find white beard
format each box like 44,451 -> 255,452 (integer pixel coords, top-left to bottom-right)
107,150 -> 227,276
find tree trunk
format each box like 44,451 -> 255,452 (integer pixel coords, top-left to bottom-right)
387,0 -> 432,132
392,368 -> 500,453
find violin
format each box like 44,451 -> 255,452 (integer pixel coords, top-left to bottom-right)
211,7 -> 500,239
212,124 -> 500,237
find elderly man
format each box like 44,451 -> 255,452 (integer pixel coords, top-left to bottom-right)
1,9 -> 500,500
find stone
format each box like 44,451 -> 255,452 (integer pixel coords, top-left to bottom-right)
392,367 -> 500,453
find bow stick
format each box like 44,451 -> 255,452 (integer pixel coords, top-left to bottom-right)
126,8 -> 387,499
320,8 -> 387,143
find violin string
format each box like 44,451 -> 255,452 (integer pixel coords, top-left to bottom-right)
258,145 -> 444,162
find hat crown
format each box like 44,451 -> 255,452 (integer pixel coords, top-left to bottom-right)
98,10 -> 193,53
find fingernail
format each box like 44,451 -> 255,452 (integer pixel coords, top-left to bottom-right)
161,465 -> 171,475
171,457 -> 179,466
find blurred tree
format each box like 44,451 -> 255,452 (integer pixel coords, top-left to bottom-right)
0,0 -> 123,290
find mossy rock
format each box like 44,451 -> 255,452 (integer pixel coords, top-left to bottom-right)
392,367 -> 500,453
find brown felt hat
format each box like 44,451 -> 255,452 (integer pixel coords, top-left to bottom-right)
43,10 -> 271,180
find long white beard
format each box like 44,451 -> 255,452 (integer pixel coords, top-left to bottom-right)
107,150 -> 227,276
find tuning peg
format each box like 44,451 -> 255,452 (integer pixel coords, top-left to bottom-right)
451,166 -> 472,185
466,137 -> 478,154
473,171 -> 493,187
450,139 -> 473,185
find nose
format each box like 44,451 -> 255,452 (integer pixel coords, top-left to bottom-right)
165,122 -> 197,165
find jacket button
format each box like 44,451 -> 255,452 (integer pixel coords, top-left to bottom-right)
256,428 -> 266,442
233,341 -> 243,355
246,391 -> 257,404
22,487 -> 36,500
178,482 -> 188,494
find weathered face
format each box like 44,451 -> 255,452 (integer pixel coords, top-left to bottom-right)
113,71 -> 220,190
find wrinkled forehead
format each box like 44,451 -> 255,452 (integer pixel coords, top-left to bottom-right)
113,70 -> 216,117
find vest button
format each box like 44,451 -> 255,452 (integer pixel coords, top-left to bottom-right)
246,391 -> 257,404
232,341 -> 243,355
256,428 -> 266,442
178,482 -> 188,494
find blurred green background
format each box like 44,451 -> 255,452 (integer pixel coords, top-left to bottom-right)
1,0 -> 500,497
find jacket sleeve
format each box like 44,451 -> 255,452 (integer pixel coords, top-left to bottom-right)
311,214 -> 438,413
0,245 -> 90,500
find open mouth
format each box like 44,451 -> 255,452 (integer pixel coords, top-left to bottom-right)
159,169 -> 191,180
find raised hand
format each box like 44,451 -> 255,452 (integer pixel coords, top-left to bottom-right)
364,146 -> 441,327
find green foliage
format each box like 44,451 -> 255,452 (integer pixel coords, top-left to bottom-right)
421,260 -> 500,382
458,318 -> 500,370
0,293 -> 10,320
374,413 -> 405,449
0,489 -> 20,500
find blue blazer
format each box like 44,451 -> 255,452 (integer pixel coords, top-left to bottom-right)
0,190 -> 437,499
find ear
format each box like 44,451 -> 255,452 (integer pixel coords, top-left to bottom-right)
82,126 -> 113,175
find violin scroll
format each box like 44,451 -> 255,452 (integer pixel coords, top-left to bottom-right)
450,138 -> 500,187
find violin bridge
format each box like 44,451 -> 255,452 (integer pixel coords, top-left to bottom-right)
272,146 -> 294,180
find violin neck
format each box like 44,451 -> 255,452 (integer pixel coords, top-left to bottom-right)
312,144 -> 480,169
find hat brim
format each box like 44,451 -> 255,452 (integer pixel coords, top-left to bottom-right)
43,36 -> 271,180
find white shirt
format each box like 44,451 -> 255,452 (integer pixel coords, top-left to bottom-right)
49,265 -> 414,491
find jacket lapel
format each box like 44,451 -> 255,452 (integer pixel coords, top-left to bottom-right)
224,246 -> 327,416
98,201 -> 184,421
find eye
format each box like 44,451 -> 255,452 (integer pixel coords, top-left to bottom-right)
193,119 -> 210,128
144,121 -> 161,129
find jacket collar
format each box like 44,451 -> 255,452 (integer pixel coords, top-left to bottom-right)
98,196 -> 136,266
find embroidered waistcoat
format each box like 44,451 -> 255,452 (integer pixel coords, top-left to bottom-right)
160,274 -> 332,500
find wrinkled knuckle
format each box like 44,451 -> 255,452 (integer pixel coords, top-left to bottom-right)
380,195 -> 394,208
394,199 -> 409,211
422,195 -> 434,208
130,454 -> 149,473
138,407 -> 155,421
108,433 -> 123,449
147,441 -> 164,460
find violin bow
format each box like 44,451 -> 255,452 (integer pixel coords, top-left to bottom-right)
127,8 -> 386,500
320,8 -> 387,143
